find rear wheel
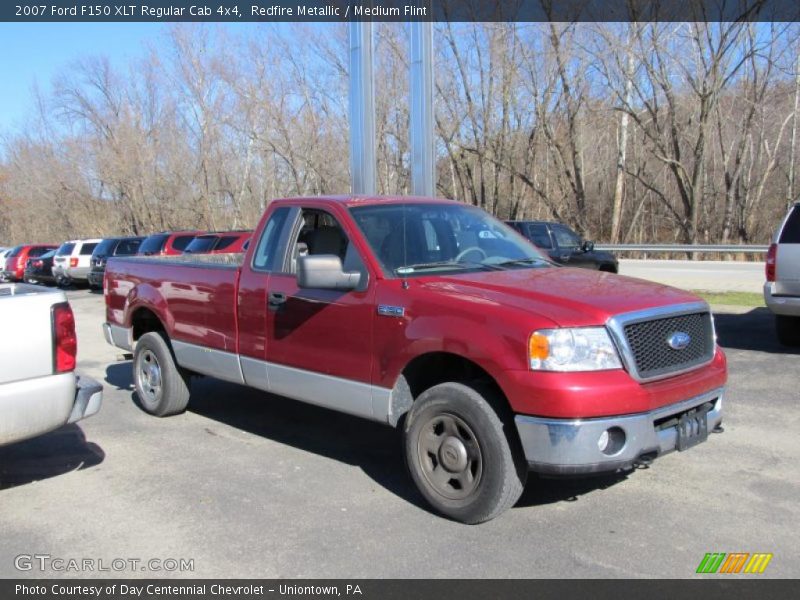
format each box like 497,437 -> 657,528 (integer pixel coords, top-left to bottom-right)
403,382 -> 526,524
133,331 -> 190,416
776,315 -> 800,346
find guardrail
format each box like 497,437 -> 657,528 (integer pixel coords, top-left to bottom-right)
595,244 -> 769,254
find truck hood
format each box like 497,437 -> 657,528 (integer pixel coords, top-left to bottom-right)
419,266 -> 703,328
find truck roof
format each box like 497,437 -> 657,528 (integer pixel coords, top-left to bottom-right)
270,195 -> 462,208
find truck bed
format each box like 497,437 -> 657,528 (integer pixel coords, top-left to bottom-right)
106,254 -> 243,353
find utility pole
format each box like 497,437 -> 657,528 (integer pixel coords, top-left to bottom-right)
410,20 -> 435,196
349,21 -> 376,195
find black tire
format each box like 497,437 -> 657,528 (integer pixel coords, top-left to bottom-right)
403,382 -> 527,524
133,331 -> 191,416
776,315 -> 800,347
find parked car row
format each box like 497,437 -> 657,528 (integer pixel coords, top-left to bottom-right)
1,230 -> 253,289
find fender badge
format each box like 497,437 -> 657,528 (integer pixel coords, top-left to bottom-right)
377,305 -> 405,317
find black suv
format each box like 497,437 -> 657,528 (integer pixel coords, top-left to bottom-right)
87,236 -> 145,290
506,221 -> 618,273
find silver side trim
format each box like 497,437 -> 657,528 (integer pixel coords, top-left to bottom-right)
606,301 -> 715,383
268,362 -> 391,422
515,387 -> 724,475
170,340 -> 393,424
240,356 -> 270,392
103,322 -> 133,352
172,341 -> 244,386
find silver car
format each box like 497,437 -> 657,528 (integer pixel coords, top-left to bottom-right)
764,202 -> 800,345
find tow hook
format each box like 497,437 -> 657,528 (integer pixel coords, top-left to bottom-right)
633,452 -> 656,469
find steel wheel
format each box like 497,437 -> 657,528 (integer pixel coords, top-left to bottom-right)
135,348 -> 163,406
417,412 -> 483,500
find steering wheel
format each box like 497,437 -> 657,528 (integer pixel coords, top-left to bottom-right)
455,246 -> 488,262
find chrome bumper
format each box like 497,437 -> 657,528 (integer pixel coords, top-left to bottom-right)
0,373 -> 102,447
515,387 -> 724,476
764,282 -> 800,317
68,376 -> 103,424
103,322 -> 133,352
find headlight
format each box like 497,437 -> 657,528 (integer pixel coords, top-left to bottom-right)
529,327 -> 622,372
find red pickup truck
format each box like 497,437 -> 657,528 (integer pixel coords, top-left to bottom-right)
103,196 -> 726,523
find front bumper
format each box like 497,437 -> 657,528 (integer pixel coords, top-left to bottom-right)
764,282 -> 800,317
515,387 -> 723,476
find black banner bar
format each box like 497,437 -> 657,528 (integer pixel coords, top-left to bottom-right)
3,580 -> 799,600
2,0 -> 800,23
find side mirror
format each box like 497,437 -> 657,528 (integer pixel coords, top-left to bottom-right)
297,255 -> 361,291
581,240 -> 595,253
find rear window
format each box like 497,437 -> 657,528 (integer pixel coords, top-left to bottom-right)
8,246 -> 23,257
184,236 -> 218,253
80,242 -> 99,255
92,239 -> 117,257
56,243 -> 75,256
138,234 -> 169,255
779,205 -> 800,243
28,247 -> 51,258
115,238 -> 143,255
171,235 -> 196,252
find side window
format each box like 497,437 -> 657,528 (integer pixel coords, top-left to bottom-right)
172,235 -> 195,252
779,206 -> 800,244
552,225 -> 581,249
115,239 -> 142,255
253,207 -> 291,271
215,236 -> 238,251
526,223 -> 553,249
290,208 -> 365,276
80,243 -> 98,255
29,247 -> 50,258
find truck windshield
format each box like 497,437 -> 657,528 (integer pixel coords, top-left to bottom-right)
349,203 -> 550,277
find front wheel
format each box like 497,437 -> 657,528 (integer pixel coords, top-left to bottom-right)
133,331 -> 191,416
403,382 -> 526,524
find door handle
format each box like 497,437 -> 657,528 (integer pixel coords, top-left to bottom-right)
268,291 -> 287,311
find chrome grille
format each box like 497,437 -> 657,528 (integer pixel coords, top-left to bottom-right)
607,303 -> 715,382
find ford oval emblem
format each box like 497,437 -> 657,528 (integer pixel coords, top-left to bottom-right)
667,331 -> 691,350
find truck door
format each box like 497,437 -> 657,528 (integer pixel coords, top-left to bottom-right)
237,206 -> 294,391
262,206 -> 376,411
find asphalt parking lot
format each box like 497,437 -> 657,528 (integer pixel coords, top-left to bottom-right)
1,288 -> 798,578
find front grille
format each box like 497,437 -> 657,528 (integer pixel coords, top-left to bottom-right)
622,312 -> 714,380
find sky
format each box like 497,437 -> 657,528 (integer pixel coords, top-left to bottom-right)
0,23 -> 170,132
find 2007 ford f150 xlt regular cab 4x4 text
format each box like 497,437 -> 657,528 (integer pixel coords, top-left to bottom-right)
103,196 -> 727,523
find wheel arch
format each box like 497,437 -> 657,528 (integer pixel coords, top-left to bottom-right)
389,351 -> 513,427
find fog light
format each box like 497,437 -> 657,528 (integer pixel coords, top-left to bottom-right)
598,427 -> 626,456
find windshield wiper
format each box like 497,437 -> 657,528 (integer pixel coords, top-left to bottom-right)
494,258 -> 550,268
396,260 -> 500,274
